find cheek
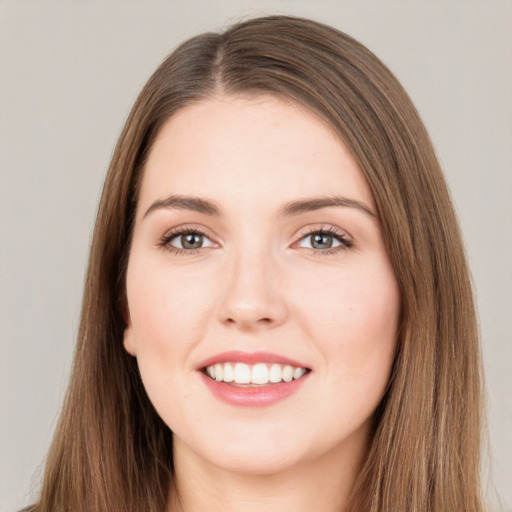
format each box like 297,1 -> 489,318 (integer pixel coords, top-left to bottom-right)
297,258 -> 399,336
126,259 -> 217,363
294,258 -> 400,384
125,261 -> 218,422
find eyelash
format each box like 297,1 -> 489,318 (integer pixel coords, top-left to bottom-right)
157,225 -> 353,256
298,226 -> 353,255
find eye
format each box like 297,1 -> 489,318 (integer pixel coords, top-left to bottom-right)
159,227 -> 215,254
296,227 -> 352,254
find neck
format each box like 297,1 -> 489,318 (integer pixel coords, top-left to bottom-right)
167,435 -> 367,512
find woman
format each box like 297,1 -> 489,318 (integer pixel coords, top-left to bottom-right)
28,15 -> 484,512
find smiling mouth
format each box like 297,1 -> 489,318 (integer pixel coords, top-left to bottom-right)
203,362 -> 310,386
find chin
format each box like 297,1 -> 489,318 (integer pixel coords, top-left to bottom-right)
174,425 -> 314,477
206,447 -> 305,477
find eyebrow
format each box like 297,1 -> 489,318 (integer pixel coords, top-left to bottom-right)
279,197 -> 377,218
143,195 -> 221,218
143,194 -> 377,219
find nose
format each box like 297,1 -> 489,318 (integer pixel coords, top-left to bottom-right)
217,247 -> 288,332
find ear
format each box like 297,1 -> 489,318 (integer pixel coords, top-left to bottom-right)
123,310 -> 137,356
123,327 -> 137,356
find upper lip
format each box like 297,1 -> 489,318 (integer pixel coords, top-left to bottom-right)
197,351 -> 310,370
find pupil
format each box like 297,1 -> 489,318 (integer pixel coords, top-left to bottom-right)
182,233 -> 202,249
312,233 -> 332,249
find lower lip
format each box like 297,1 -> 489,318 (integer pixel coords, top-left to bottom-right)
200,372 -> 310,407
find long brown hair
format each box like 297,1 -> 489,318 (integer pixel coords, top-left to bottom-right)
33,15 -> 484,512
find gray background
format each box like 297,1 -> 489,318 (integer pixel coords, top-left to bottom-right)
1,1 -> 511,511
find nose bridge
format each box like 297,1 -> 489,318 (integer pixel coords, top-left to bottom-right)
218,236 -> 287,330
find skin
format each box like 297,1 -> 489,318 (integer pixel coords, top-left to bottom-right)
123,94 -> 401,512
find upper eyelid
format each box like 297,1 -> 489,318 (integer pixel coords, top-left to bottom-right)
296,225 -> 352,243
163,224 -> 216,239
299,225 -> 349,237
161,224 -> 351,248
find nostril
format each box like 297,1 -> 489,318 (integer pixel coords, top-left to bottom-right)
224,316 -> 272,325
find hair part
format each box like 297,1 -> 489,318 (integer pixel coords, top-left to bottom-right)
34,15 -> 484,512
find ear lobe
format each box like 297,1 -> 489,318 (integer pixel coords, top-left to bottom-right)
123,326 -> 137,356
121,302 -> 136,355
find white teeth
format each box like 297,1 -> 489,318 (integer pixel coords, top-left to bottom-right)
223,363 -> 234,382
282,365 -> 293,382
234,363 -> 251,384
293,367 -> 306,379
214,363 -> 223,382
251,363 -> 269,384
205,362 -> 308,385
269,363 -> 282,383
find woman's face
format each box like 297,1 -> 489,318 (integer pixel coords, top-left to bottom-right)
124,95 -> 400,476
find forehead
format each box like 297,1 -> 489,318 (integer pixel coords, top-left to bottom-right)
137,94 -> 375,218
